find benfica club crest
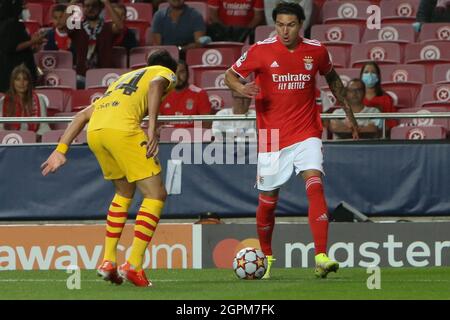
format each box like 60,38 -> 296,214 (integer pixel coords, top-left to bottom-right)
303,56 -> 314,70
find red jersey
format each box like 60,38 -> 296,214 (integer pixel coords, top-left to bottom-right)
231,36 -> 333,152
160,84 -> 211,128
363,94 -> 397,129
208,0 -> 264,27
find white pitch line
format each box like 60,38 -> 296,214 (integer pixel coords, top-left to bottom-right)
0,279 -> 449,283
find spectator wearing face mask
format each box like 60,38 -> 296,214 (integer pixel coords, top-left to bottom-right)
359,61 -> 397,131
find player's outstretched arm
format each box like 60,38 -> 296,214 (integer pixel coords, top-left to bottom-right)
225,69 -> 260,98
41,106 -> 94,176
146,76 -> 170,158
325,68 -> 359,140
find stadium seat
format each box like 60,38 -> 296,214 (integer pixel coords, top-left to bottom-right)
85,69 -> 129,89
35,89 -> 66,114
398,107 -> 450,129
321,1 -> 372,26
125,3 -> 153,24
390,125 -> 447,140
186,48 -> 240,67
316,68 -> 360,89
405,42 -> 450,83
112,47 -> 128,69
23,21 -> 41,36
350,43 -> 402,68
417,84 -> 450,108
327,45 -> 350,68
418,23 -> 450,43
129,46 -> 179,69
34,51 -> 73,71
159,126 -> 212,143
49,113 -> 76,131
383,84 -> 419,109
380,0 -> 420,24
125,21 -> 150,47
41,128 -> 87,143
432,64 -> 450,84
254,25 -> 304,43
380,65 -> 426,102
71,89 -> 106,112
189,65 -> 228,87
0,130 -> 37,144
26,3 -> 44,26
311,24 -> 361,44
205,42 -> 244,61
205,89 -> 233,113
200,70 -> 227,89
362,24 -> 416,45
158,1 -> 208,22
40,69 -> 77,89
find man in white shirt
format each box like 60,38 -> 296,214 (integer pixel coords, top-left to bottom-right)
330,79 -> 381,140
212,90 -> 256,141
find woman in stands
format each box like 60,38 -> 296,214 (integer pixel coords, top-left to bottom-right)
359,61 -> 397,133
0,64 -> 50,136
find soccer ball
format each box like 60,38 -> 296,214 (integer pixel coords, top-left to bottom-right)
232,247 -> 267,280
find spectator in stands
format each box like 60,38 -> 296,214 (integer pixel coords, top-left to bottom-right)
159,60 -> 212,128
264,1 -> 313,35
0,0 -> 45,93
212,89 -> 256,141
44,4 -> 74,52
69,0 -> 124,88
111,3 -> 138,52
359,61 -> 397,131
152,0 -> 208,58
413,0 -> 450,32
0,64 -> 51,136
329,79 -> 381,140
207,0 -> 265,43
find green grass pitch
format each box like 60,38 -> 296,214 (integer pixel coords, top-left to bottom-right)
0,267 -> 449,300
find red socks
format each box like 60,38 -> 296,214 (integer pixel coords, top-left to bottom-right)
305,176 -> 329,255
256,194 -> 278,256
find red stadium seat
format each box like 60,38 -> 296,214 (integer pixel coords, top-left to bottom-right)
39,69 -> 77,89
321,1 -> 372,26
129,46 -> 179,69
85,68 -> 129,89
26,3 -> 44,26
316,68 -> 360,89
417,84 -> 450,108
380,64 -> 426,102
254,25 -> 304,43
34,51 -> 73,71
205,42 -> 244,61
362,24 -> 416,45
200,70 -> 227,89
41,128 -> 86,143
350,43 -> 402,68
405,42 -> 450,82
35,89 -> 66,113
0,130 -> 37,144
327,46 -> 349,68
23,21 -> 41,36
186,48 -> 240,67
432,64 -> 450,84
189,65 -> 228,87
418,23 -> 450,43
383,84 -> 420,109
390,125 -> 447,140
205,88 -> 233,113
398,107 -> 450,129
71,89 -> 106,112
112,47 -> 128,69
125,21 -> 150,47
380,0 -> 420,24
125,3 -> 153,24
158,1 -> 208,22
311,24 -> 361,44
159,126 -> 212,142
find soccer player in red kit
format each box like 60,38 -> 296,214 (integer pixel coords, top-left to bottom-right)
225,2 -> 359,279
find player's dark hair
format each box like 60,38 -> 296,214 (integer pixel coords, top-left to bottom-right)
359,61 -> 384,97
52,4 -> 68,14
147,49 -> 178,73
272,1 -> 306,23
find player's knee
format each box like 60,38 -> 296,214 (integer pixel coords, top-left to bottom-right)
142,187 -> 167,202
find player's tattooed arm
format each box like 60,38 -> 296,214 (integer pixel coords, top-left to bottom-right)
325,68 -> 360,139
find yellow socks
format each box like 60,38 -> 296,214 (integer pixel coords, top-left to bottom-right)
103,194 -> 132,263
128,198 -> 164,271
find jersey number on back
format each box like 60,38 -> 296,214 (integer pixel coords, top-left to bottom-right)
114,70 -> 147,96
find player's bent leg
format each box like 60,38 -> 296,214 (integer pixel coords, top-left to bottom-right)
257,189 -> 279,280
118,174 -> 166,287
98,179 -> 136,285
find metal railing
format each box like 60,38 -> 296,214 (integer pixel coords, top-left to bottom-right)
1,112 -> 450,139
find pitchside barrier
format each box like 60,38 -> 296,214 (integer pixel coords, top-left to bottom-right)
0,222 -> 449,270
